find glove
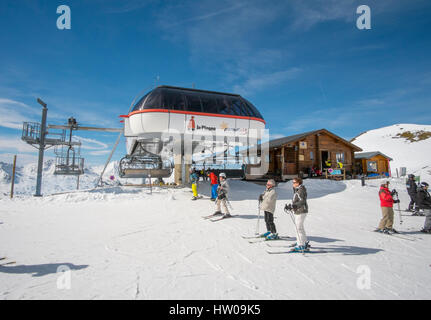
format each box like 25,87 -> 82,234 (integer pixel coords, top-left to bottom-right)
391,190 -> 397,196
258,194 -> 263,202
218,193 -> 226,200
284,203 -> 293,211
393,199 -> 400,204
292,204 -> 298,210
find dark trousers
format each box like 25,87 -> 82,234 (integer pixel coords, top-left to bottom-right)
264,211 -> 277,234
408,194 -> 416,210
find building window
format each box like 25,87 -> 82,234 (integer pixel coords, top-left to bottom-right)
367,161 -> 377,172
310,151 -> 314,160
336,152 -> 345,163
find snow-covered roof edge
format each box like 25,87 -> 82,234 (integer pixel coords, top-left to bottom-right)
354,151 -> 393,161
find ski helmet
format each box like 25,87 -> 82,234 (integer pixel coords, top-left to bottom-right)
408,174 -> 415,179
420,182 -> 429,188
219,172 -> 226,179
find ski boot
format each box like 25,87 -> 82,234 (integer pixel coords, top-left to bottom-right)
224,213 -> 232,218
289,241 -> 310,249
382,228 -> 391,234
213,211 -> 222,216
290,245 -> 310,253
420,229 -> 431,234
373,228 -> 384,233
259,231 -> 271,238
266,233 -> 279,240
383,228 -> 398,234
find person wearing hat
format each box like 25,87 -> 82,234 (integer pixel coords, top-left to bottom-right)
416,182 -> 431,233
375,181 -> 400,234
258,179 -> 278,240
406,174 -> 418,213
214,173 -> 231,217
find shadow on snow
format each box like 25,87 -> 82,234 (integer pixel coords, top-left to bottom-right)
0,263 -> 89,277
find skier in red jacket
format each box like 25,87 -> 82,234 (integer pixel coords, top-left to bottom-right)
375,181 -> 400,234
208,171 -> 219,201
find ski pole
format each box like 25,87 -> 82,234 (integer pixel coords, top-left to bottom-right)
394,190 -> 403,225
255,202 -> 262,235
225,197 -> 233,211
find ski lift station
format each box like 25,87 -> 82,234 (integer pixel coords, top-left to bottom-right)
119,86 -> 267,184
20,87 -> 268,195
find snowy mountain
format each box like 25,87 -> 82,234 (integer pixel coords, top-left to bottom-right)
0,160 -> 128,197
351,124 -> 431,181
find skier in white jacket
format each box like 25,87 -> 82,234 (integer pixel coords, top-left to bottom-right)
259,179 -> 278,239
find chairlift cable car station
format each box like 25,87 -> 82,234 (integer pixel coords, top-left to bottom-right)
21,86 -> 266,195
120,85 -> 266,184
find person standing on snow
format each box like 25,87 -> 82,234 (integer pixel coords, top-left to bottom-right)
406,174 -> 418,214
214,173 -> 231,217
258,179 -> 278,240
375,181 -> 400,234
190,168 -> 199,200
416,182 -> 431,233
208,170 -> 219,201
285,177 -> 310,252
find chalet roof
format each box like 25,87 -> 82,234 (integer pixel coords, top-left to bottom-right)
269,129 -> 362,151
354,151 -> 393,161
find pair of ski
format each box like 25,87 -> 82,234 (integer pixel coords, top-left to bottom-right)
265,242 -> 326,254
0,257 -> 15,266
242,234 -> 291,244
371,230 -> 416,241
241,235 -> 323,254
202,214 -> 237,222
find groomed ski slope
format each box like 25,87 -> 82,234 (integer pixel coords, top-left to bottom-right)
1,178 -> 430,300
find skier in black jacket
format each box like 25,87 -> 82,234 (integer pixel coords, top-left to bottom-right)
416,182 -> 431,233
406,174 -> 418,213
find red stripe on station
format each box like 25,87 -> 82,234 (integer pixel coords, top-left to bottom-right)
119,109 -> 266,125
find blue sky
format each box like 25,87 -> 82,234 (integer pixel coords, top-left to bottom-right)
0,0 -> 430,166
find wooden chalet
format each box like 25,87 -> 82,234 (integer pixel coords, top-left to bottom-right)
245,129 -> 362,181
354,151 -> 393,177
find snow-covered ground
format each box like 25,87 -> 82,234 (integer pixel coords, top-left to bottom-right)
1,123 -> 430,299
1,178 -> 430,299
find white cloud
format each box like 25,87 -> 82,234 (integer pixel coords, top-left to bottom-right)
88,150 -> 111,156
73,136 -> 109,150
157,0 -> 294,94
0,135 -> 38,153
233,68 -> 302,96
0,98 -> 41,129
